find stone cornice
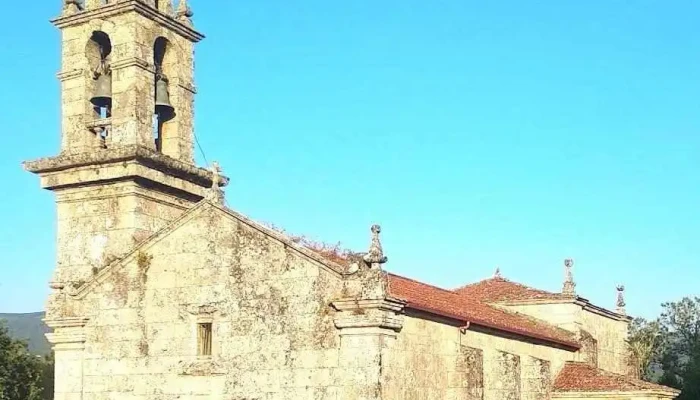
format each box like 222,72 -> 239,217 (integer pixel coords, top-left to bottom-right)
51,0 -> 204,43
496,296 -> 631,323
110,57 -> 151,72
331,297 -> 406,313
23,145 -> 227,191
56,69 -> 84,82
331,297 -> 406,332
44,317 -> 90,349
46,332 -> 87,347
334,313 -> 404,332
44,317 -> 90,329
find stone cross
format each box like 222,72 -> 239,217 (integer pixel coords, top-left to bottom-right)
616,285 -> 626,315
494,267 -> 502,279
363,224 -> 388,269
206,161 -> 225,205
562,258 -> 576,296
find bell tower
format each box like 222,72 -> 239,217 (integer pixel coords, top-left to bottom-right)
24,0 -> 221,302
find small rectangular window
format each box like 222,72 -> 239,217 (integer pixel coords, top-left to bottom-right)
197,322 -> 212,357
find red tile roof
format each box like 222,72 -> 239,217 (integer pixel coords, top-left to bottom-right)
455,277 -> 571,303
387,274 -> 580,349
553,362 -> 680,394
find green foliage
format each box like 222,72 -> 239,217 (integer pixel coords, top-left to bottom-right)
656,297 -> 700,399
627,317 -> 663,380
0,313 -> 50,355
0,321 -> 53,400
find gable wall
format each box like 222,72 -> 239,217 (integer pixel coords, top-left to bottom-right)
501,303 -> 581,333
502,303 -> 630,374
74,205 -> 379,400
382,314 -> 578,400
579,310 -> 629,374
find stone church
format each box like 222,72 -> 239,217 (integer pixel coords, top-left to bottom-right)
24,1 -> 680,399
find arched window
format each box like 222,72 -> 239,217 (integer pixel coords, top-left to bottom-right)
86,31 -> 112,120
153,37 -> 175,152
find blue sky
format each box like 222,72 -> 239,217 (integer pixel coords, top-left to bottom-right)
0,0 -> 698,318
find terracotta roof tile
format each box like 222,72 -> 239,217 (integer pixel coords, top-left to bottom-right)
455,277 -> 571,303
387,274 -> 580,349
553,362 -> 680,393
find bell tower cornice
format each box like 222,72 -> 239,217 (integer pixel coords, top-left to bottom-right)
23,145 -> 228,200
52,0 -> 204,43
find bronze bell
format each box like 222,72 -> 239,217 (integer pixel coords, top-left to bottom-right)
155,75 -> 175,121
90,72 -> 112,108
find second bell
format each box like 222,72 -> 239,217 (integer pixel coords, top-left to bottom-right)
90,73 -> 112,108
155,76 -> 175,121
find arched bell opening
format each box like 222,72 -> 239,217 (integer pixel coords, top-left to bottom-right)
86,31 -> 112,120
153,37 -> 176,152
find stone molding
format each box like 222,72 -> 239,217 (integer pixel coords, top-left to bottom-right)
110,57 -> 151,72
331,297 -> 406,333
44,317 -> 90,351
23,145 -> 226,192
497,297 -> 632,322
56,69 -> 84,82
331,298 -> 405,313
51,0 -> 205,43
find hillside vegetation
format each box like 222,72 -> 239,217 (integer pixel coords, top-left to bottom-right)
0,312 -> 50,355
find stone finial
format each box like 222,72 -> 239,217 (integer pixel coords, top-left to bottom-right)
363,224 -> 388,269
562,258 -> 576,296
63,0 -> 83,15
158,0 -> 175,15
84,0 -> 102,10
494,267 -> 502,279
616,285 -> 626,315
205,161 -> 226,205
176,0 -> 194,25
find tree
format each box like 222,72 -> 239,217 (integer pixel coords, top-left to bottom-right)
657,297 -> 700,400
0,321 -> 48,400
627,317 -> 663,380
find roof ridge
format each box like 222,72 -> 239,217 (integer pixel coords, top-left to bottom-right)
386,272 -> 459,296
211,203 -> 347,275
387,273 -> 580,349
69,200 -> 349,299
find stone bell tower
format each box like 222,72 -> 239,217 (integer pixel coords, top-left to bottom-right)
23,0 -> 221,305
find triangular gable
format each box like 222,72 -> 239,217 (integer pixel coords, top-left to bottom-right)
455,276 -> 630,322
68,200 -> 347,299
455,277 -> 571,303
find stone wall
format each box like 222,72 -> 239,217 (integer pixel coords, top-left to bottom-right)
58,204 -> 380,400
49,181 -> 191,300
579,310 -> 628,374
502,302 -> 629,375
502,303 -> 581,333
382,314 -> 577,400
